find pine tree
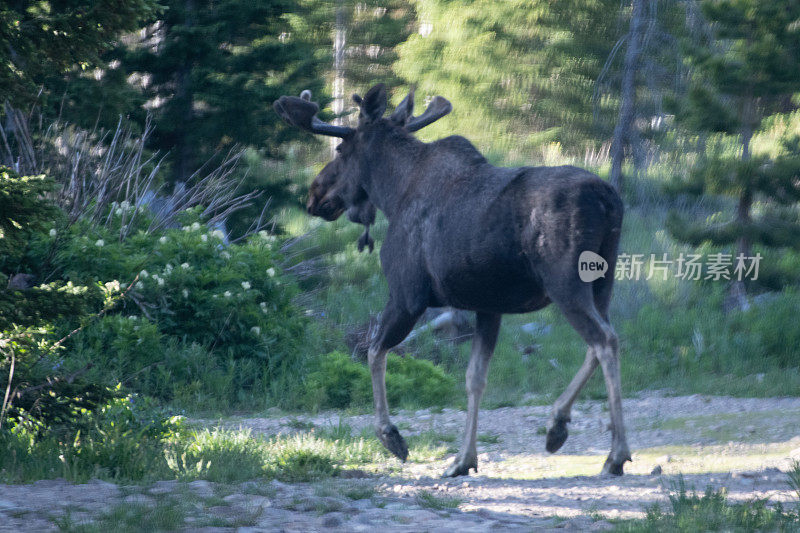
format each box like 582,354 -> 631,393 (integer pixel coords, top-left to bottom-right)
667,0 -> 800,304
0,0 -> 159,108
117,0 -> 331,182
392,0 -> 623,160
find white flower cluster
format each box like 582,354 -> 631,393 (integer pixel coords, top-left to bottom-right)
257,230 -> 278,243
111,200 -> 136,216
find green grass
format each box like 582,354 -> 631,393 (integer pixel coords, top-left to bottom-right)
1,422 -> 393,484
614,479 -> 800,532
415,490 -> 463,510
477,433 -> 501,444
56,500 -> 189,533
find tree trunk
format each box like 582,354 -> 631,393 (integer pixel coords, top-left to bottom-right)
173,0 -> 196,183
728,120 -> 753,311
331,0 -> 346,157
609,0 -> 646,191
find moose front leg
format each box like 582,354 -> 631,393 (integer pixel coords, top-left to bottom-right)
444,312 -> 502,477
368,302 -> 419,461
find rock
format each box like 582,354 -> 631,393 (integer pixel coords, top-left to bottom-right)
86,478 -> 119,494
521,322 -> 552,336
149,480 -> 179,495
188,480 -> 215,498
650,465 -> 662,475
321,512 -> 345,527
224,494 -> 272,510
590,520 -> 615,531
124,494 -> 154,505
0,498 -> 20,512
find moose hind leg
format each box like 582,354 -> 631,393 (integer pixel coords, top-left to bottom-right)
546,346 -> 599,453
550,290 -> 630,475
444,312 -> 501,477
369,302 -> 419,461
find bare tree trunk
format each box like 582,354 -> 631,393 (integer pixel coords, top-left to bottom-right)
609,0 -> 646,191
729,113 -> 753,311
173,0 -> 196,183
331,0 -> 346,157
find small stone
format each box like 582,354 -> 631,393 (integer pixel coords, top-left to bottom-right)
149,480 -> 178,495
322,512 -> 345,527
188,480 -> 215,497
590,520 -> 615,531
0,499 -> 20,512
87,479 -> 118,493
124,494 -> 154,505
650,465 -> 662,475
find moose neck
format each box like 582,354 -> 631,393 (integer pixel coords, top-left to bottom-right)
359,127 -> 424,221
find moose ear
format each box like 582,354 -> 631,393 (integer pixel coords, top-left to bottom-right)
359,83 -> 387,123
389,87 -> 415,126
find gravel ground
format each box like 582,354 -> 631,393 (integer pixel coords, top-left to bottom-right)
2,392 -> 799,531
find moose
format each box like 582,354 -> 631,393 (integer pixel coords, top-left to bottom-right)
274,84 -> 631,476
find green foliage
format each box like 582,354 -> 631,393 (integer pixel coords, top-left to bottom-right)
306,351 -> 372,409
415,490 -> 462,510
616,480 -> 799,532
305,351 -> 456,410
1,402 -> 394,484
385,353 -> 456,407
0,167 -> 59,269
50,208 -> 310,409
394,0 -> 621,158
0,395 -> 181,483
0,0 -> 160,106
113,0 -> 331,181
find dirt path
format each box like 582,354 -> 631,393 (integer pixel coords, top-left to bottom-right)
1,393 -> 799,531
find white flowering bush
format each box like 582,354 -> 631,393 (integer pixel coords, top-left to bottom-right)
56,207 -> 310,408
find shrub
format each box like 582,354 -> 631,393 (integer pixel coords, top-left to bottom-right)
53,207 -> 311,409
305,351 -> 456,410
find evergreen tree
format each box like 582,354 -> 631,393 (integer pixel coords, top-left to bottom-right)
117,0 -> 331,182
0,0 -> 159,107
667,0 -> 800,303
393,0 -> 621,159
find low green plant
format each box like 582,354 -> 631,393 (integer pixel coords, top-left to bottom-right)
415,490 -> 462,510
305,351 -> 457,410
615,479 -> 799,532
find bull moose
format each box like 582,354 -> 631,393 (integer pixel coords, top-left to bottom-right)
274,84 -> 631,476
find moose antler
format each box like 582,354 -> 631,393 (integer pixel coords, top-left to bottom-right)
405,96 -> 453,132
273,91 -> 355,138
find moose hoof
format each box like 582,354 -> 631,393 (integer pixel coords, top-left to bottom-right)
601,453 -> 630,476
442,457 -> 477,478
377,424 -> 408,462
545,416 -> 570,453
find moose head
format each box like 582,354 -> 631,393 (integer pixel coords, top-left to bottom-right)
274,84 -> 452,221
